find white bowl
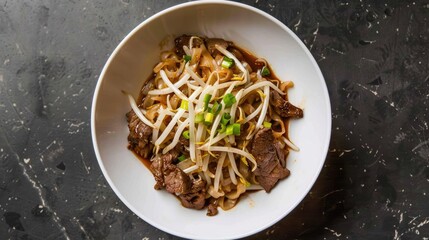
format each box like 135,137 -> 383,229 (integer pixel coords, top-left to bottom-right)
91,1 -> 331,239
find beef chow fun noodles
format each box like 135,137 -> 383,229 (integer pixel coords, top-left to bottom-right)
125,35 -> 303,216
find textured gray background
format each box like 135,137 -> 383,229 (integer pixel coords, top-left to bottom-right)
0,0 -> 428,239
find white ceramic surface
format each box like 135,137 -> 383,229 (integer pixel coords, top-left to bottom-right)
91,1 -> 331,239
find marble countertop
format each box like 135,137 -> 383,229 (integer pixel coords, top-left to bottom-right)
1,0 -> 428,239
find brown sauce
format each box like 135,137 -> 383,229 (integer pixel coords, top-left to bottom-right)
132,151 -> 151,169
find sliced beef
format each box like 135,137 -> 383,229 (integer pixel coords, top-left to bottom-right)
150,155 -> 165,190
174,35 -> 203,58
206,201 -> 219,216
250,128 -> 290,192
204,38 -> 232,57
126,110 -> 153,159
165,168 -> 191,195
270,90 -> 303,118
179,176 -> 206,210
150,151 -> 178,190
150,151 -> 207,209
256,164 -> 290,193
274,141 -> 289,168
179,191 -> 206,210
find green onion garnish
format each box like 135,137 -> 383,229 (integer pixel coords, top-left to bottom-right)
263,121 -> 272,128
226,123 -> 241,136
204,112 -> 214,125
195,113 -> 204,123
182,130 -> 190,139
221,56 -> 234,69
211,101 -> 222,115
222,93 -> 237,108
261,66 -> 270,77
221,113 -> 231,125
184,55 -> 191,63
203,94 -> 212,111
217,124 -> 227,133
180,99 -> 189,111
178,155 -> 186,161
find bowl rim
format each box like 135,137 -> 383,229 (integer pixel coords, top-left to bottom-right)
91,1 -> 332,239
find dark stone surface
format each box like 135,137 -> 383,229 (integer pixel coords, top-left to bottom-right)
1,0 -> 428,239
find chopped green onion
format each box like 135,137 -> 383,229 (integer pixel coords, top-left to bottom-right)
203,94 -> 212,111
263,121 -> 272,128
221,113 -> 231,125
195,113 -> 204,123
204,112 -> 214,125
221,56 -> 234,69
183,55 -> 191,63
223,93 -> 236,108
180,99 -> 189,111
261,66 -> 270,76
217,124 -> 227,133
211,101 -> 222,115
182,130 -> 190,139
178,155 -> 186,161
226,123 -> 241,136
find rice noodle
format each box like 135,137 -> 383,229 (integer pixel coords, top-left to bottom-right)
148,73 -> 190,95
214,44 -> 248,85
208,186 -> 224,198
226,183 -> 246,199
186,64 -> 206,87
